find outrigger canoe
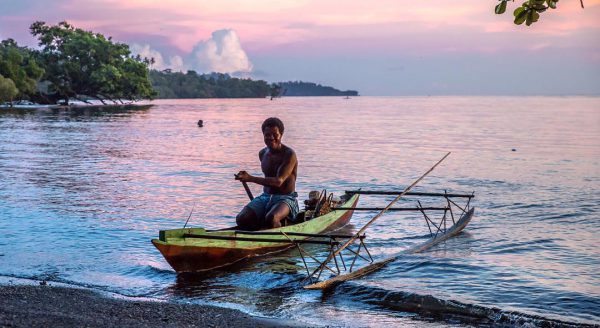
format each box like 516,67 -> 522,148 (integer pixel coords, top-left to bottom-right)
153,153 -> 476,288
152,193 -> 360,272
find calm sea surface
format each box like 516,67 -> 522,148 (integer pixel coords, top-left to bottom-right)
1,97 -> 599,327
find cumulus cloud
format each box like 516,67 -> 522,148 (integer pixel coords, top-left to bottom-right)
130,43 -> 185,71
130,29 -> 253,75
188,29 -> 253,74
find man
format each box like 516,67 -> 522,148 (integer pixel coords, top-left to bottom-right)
234,117 -> 299,230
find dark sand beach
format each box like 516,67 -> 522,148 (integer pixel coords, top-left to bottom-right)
0,284 -> 304,327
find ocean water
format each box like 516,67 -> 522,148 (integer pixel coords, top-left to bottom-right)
0,97 -> 599,327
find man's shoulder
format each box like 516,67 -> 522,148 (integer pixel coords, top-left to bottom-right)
261,145 -> 296,159
259,147 -> 270,159
282,144 -> 296,156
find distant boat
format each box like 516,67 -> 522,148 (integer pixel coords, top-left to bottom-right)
0,100 -> 58,109
56,99 -> 97,106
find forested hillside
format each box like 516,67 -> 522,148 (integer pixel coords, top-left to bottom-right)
149,71 -> 359,99
279,81 -> 358,96
150,70 -> 273,98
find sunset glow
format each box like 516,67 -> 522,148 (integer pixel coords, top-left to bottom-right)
1,0 -> 598,95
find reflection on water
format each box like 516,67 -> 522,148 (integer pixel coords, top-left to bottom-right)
1,97 -> 599,326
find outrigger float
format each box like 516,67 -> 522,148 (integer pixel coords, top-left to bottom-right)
152,152 -> 475,289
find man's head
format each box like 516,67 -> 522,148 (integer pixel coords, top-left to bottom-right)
262,117 -> 284,134
262,117 -> 284,150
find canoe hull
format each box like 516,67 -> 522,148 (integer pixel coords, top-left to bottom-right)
152,194 -> 359,272
152,240 -> 288,272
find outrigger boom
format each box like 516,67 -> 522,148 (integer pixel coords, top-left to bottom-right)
301,152 -> 452,283
303,207 -> 474,289
299,153 -> 476,290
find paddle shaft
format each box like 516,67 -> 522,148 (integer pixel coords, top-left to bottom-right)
314,152 -> 451,272
242,181 -> 254,200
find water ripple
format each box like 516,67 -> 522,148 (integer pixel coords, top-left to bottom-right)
1,97 -> 599,327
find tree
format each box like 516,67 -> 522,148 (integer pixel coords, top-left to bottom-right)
269,83 -> 282,99
494,0 -> 584,26
0,74 -> 18,104
0,39 -> 44,99
148,70 -> 271,99
30,21 -> 156,104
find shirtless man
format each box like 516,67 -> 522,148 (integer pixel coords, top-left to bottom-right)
234,117 -> 299,230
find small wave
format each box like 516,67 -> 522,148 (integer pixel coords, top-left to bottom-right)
332,284 -> 598,327
509,203 -> 546,209
29,268 -> 62,282
537,212 -> 582,223
145,265 -> 177,276
0,272 -> 107,292
450,177 -> 521,190
396,232 -> 435,241
483,238 -> 562,255
160,170 -> 209,177
0,273 -> 167,301
118,264 -> 176,281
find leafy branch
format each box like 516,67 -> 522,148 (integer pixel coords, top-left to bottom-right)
495,0 -> 584,26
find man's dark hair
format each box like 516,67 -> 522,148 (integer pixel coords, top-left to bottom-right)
262,117 -> 284,134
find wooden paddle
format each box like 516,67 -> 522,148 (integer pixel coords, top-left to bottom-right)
234,172 -> 254,200
241,181 -> 254,200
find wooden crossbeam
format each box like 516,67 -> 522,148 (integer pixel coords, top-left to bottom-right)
335,207 -> 448,211
182,233 -> 339,245
345,190 -> 474,198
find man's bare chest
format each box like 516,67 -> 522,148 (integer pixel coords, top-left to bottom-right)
261,153 -> 284,176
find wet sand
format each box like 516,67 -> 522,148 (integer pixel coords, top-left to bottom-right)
0,284 -> 304,327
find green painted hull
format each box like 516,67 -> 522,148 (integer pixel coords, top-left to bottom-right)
152,194 -> 359,272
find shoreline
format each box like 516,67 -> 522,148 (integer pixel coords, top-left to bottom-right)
0,104 -> 153,110
0,282 -> 305,328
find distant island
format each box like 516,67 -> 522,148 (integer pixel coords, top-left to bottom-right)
278,81 -> 358,97
150,70 -> 273,99
150,70 -> 359,99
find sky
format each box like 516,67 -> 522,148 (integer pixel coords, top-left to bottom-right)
1,0 -> 599,95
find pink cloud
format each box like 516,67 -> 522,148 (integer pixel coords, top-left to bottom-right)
1,0 -> 598,77
2,0 -> 597,54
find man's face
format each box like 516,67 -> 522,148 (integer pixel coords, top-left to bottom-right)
263,126 -> 282,150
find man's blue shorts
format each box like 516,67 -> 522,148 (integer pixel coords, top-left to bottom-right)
246,192 -> 300,224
